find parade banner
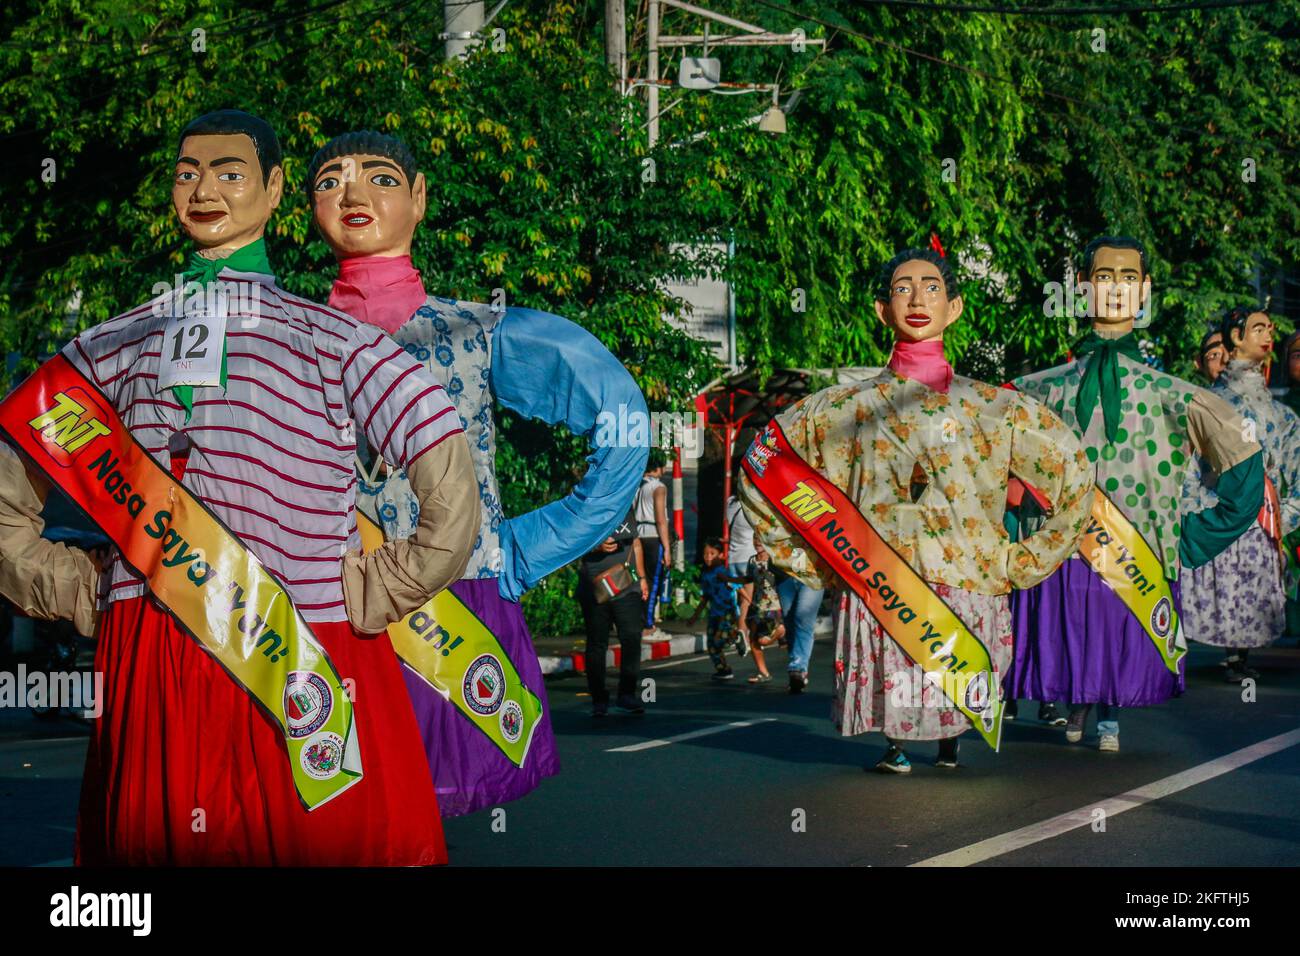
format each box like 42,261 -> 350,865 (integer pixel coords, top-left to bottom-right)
0,355 -> 361,810
1078,489 -> 1185,675
742,420 -> 1003,750
358,515 -> 542,767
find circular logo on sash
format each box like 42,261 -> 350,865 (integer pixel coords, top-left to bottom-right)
499,699 -> 524,744
1151,597 -> 1173,639
284,671 -> 333,739
300,731 -> 345,780
463,654 -> 506,716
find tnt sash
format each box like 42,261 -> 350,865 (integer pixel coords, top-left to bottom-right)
0,355 -> 361,810
1077,489 -> 1185,674
358,514 -> 542,767
743,420 -> 1003,750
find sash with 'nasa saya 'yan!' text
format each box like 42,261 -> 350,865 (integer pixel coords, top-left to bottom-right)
742,419 -> 1004,751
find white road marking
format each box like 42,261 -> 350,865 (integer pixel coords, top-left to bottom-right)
642,654 -> 711,670
911,726 -> 1300,867
606,718 -> 778,752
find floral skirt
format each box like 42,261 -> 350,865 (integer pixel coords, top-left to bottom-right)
1182,523 -> 1286,649
831,585 -> 1012,742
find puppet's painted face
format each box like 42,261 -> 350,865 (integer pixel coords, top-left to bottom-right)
874,258 -> 963,343
173,133 -> 282,252
1230,311 -> 1274,365
1085,246 -> 1148,330
311,153 -> 426,259
1198,332 -> 1227,382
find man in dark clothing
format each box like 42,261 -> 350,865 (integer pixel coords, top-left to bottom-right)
577,508 -> 648,716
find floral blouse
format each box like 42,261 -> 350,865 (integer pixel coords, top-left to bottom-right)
739,369 -> 1094,596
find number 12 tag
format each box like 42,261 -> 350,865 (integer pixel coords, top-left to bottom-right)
158,288 -> 228,391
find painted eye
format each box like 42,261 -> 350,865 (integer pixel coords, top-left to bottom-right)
176,170 -> 198,182
371,173 -> 401,187
925,283 -> 940,294
218,171 -> 244,182
895,285 -> 909,295
314,176 -> 340,192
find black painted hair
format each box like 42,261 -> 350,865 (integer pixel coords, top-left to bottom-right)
874,247 -> 959,303
1197,328 -> 1224,361
177,110 -> 282,186
1081,235 -> 1148,278
1218,305 -> 1267,352
306,130 -> 419,200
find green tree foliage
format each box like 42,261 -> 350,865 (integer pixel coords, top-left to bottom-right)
624,0 -> 1300,381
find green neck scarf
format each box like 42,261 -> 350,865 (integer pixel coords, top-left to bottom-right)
1074,330 -> 1143,444
170,238 -> 272,420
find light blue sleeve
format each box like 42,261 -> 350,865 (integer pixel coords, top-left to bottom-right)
492,307 -> 650,601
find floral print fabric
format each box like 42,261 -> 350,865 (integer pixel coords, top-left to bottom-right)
832,585 -> 1011,740
356,297 -> 505,580
740,369 -> 1094,596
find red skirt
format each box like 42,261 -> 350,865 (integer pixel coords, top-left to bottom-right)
76,595 -> 446,866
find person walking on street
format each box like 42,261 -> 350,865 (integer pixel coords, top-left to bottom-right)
726,482 -> 758,645
636,452 -> 672,641
578,509 -> 649,717
778,576 -> 823,694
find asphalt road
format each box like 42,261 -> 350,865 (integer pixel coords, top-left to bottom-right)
3,640 -> 1298,867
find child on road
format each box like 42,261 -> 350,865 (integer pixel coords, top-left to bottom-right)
688,537 -> 749,681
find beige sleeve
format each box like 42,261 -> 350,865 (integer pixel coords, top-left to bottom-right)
0,443 -> 101,637
340,434 -> 481,634
1188,389 -> 1260,473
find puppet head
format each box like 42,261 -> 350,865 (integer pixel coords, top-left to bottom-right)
1219,306 -> 1274,366
173,110 -> 284,254
1080,236 -> 1150,334
873,247 -> 963,344
1195,329 -> 1227,383
308,131 -> 427,259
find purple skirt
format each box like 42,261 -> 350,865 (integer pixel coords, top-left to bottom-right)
1007,557 -> 1185,707
400,578 -> 561,817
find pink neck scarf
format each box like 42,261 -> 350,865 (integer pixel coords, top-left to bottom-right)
328,255 -> 427,334
887,337 -> 953,393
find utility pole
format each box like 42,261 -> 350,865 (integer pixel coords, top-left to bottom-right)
647,0 -> 660,148
605,0 -> 627,91
443,0 -> 485,60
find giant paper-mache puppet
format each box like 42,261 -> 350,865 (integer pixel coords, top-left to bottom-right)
0,110 -> 481,865
1180,307 -> 1300,680
1010,236 -> 1264,751
738,246 -> 1094,774
308,131 -> 650,815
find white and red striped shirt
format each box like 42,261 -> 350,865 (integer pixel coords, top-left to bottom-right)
62,269 -> 465,623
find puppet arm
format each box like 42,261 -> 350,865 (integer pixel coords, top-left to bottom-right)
1178,390 -> 1264,570
492,307 -> 649,602
0,442 -> 100,637
1004,394 -> 1095,589
340,329 -> 480,632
